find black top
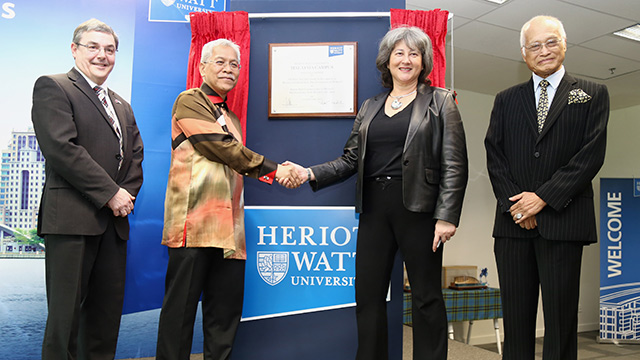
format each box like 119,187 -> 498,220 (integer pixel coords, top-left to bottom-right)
363,101 -> 413,179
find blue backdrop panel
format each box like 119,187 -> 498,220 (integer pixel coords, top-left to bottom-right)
226,4 -> 404,359
227,3 -> 405,359
599,178 -> 640,342
122,0 -> 193,315
241,16 -> 390,206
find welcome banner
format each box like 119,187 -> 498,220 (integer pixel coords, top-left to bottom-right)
599,178 -> 640,343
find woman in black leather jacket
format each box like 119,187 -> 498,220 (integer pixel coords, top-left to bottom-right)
283,27 -> 468,360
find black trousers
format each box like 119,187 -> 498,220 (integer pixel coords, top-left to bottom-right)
355,178 -> 447,360
41,221 -> 127,360
494,236 -> 584,360
156,247 -> 245,360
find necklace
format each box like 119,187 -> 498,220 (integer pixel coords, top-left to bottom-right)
389,89 -> 417,110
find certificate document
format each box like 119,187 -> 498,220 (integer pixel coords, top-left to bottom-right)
269,42 -> 357,117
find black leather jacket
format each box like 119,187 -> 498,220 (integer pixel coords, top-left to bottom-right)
310,84 -> 468,226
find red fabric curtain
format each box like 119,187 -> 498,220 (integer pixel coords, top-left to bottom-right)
187,11 -> 250,143
390,8 -> 449,89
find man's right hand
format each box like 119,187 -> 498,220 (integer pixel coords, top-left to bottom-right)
277,161 -> 310,188
107,188 -> 135,217
276,163 -> 302,189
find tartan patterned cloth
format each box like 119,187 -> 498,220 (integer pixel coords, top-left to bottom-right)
403,293 -> 413,326
403,287 -> 502,326
443,287 -> 502,322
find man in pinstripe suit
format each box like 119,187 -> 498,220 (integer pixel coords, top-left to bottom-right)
485,15 -> 609,360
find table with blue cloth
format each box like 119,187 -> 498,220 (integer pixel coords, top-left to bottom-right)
443,287 -> 503,354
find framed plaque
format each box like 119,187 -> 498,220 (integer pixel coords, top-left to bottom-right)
269,42 -> 358,118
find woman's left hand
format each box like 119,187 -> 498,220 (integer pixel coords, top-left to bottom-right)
433,220 -> 456,252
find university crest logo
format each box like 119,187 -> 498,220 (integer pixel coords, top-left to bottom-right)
257,251 -> 289,286
160,0 -> 176,6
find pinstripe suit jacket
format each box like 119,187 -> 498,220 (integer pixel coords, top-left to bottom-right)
485,73 -> 609,243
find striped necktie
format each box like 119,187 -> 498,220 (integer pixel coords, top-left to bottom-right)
93,86 -> 123,168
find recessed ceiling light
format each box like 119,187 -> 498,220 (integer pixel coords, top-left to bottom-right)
614,24 -> 640,42
484,0 -> 509,4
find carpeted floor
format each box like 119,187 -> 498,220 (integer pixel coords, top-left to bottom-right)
402,325 -> 500,360
124,328 -> 640,359
129,325 -> 501,360
126,325 -> 500,360
476,330 -> 640,359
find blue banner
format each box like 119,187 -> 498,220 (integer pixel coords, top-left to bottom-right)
599,178 -> 640,342
148,0 -> 226,23
243,206 -> 359,319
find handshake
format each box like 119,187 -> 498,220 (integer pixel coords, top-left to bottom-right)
275,161 -> 312,189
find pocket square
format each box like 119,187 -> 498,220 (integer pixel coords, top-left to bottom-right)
568,88 -> 591,104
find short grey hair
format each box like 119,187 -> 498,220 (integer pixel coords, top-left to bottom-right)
201,39 -> 241,64
73,19 -> 119,49
520,15 -> 567,47
376,26 -> 434,88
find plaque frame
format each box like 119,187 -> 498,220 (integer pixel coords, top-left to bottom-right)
268,42 -> 358,118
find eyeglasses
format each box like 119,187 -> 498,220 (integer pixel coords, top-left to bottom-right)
76,43 -> 117,56
522,38 -> 563,53
203,60 -> 241,71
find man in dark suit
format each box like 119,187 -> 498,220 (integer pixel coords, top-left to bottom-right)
485,15 -> 608,360
32,19 -> 144,360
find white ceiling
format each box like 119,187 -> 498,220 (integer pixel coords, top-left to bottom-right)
406,0 -> 640,109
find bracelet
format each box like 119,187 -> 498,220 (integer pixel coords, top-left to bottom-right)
306,168 -> 312,182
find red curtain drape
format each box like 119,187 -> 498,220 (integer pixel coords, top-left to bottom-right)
390,8 -> 449,89
187,11 -> 250,143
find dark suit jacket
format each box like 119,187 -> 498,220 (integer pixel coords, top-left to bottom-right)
310,83 -> 468,226
485,73 -> 609,243
32,68 -> 144,239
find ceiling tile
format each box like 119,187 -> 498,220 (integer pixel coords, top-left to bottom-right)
581,35 -> 640,62
448,16 -> 473,31
406,0 -> 499,19
564,46 -> 640,80
560,0 -> 640,22
451,21 -> 522,61
477,0 -> 633,43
